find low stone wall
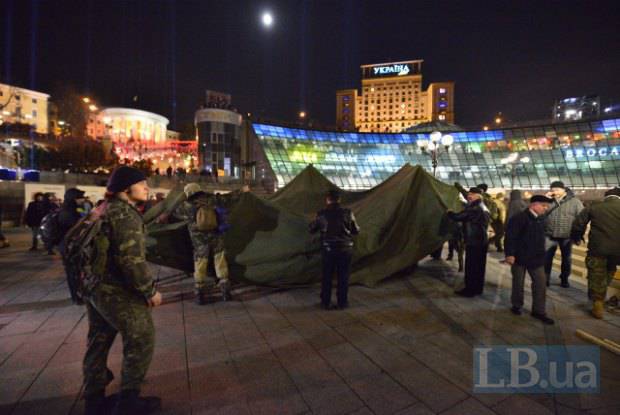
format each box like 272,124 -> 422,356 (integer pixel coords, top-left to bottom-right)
0,177 -> 247,227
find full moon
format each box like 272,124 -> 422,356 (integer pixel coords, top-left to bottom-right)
262,12 -> 273,27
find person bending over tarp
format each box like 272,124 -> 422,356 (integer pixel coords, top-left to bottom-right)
173,183 -> 232,304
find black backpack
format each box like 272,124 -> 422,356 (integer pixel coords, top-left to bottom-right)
39,211 -> 62,246
62,202 -> 110,303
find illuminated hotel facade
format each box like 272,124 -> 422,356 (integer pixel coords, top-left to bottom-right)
336,60 -> 454,133
249,117 -> 620,191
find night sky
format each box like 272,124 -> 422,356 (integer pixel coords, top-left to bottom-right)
2,0 -> 619,131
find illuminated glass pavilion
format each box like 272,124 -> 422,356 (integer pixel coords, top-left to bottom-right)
252,118 -> 620,190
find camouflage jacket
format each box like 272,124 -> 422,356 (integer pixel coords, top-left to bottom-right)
571,195 -> 620,257
104,197 -> 156,300
173,194 -> 224,258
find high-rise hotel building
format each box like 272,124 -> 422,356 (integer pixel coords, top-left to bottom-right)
336,60 -> 454,132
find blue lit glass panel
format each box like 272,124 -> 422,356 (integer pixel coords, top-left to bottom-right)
253,120 -> 620,190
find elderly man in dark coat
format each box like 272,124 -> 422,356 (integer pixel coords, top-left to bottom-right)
505,195 -> 555,325
447,187 -> 491,297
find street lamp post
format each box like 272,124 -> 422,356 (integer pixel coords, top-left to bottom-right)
500,152 -> 530,189
416,131 -> 454,177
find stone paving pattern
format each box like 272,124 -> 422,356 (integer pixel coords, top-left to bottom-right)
1,228 -> 619,414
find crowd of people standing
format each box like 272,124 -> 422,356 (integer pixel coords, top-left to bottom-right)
445,180 -> 620,324
9,164 -> 620,414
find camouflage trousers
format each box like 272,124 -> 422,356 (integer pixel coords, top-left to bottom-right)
586,255 -> 620,301
193,234 -> 229,292
83,283 -> 155,397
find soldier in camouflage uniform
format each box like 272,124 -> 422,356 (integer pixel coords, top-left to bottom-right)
175,183 -> 232,305
571,187 -> 620,319
83,166 -> 162,415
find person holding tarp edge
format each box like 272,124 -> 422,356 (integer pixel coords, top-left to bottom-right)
309,189 -> 360,310
447,186 -> 491,297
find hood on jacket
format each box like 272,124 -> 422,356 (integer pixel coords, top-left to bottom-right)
63,188 -> 85,208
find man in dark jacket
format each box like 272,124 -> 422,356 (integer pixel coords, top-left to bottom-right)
25,192 -> 49,251
544,181 -> 584,287
447,187 -> 490,297
58,188 -> 86,303
571,187 -> 620,319
309,190 -> 360,310
505,195 -> 555,325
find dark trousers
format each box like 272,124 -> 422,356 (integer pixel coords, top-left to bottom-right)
464,244 -> 488,294
321,248 -> 352,307
490,220 -> 505,251
65,266 -> 80,304
511,264 -> 547,315
448,238 -> 464,270
30,227 -> 39,248
544,237 -> 572,282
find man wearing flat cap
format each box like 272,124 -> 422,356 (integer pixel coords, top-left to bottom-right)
571,187 -> 620,319
505,195 -> 555,325
544,180 -> 584,287
447,187 -> 491,297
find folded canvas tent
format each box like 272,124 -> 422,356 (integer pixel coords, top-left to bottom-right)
144,164 -> 461,287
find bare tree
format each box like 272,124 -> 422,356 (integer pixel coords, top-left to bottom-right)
0,86 -> 17,111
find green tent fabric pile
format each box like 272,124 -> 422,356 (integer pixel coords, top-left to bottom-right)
143,164 -> 462,287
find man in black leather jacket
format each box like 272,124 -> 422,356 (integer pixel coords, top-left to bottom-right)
447,187 -> 491,297
309,190 -> 360,310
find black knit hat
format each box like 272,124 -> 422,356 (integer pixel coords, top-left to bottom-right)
326,189 -> 341,201
476,183 -> 488,192
64,188 -> 85,201
605,187 -> 620,197
107,166 -> 147,193
530,195 -> 553,204
550,181 -> 565,189
468,187 -> 483,194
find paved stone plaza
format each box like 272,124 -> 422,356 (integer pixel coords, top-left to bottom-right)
1,228 -> 619,415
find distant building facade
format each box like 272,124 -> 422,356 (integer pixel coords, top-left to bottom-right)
195,90 -> 243,177
553,95 -> 600,122
335,60 -> 455,132
0,83 -> 50,134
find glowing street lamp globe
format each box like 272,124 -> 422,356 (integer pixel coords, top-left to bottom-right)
429,131 -> 442,143
441,134 -> 454,146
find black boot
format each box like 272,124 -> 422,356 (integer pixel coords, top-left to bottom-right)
220,280 -> 233,302
560,278 -> 570,288
195,290 -> 207,305
84,391 -> 106,415
111,389 -> 161,415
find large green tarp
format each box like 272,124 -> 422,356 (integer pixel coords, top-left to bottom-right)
144,164 -> 461,287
